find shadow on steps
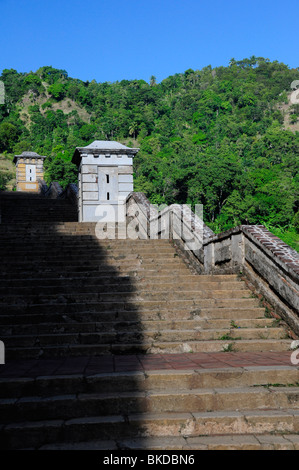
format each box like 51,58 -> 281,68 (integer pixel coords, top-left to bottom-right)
0,191 -> 150,450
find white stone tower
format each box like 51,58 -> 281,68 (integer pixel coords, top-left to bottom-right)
72,141 -> 139,222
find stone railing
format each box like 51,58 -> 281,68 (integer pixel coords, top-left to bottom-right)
38,180 -> 64,198
38,181 -> 78,206
65,183 -> 78,206
126,192 -> 214,270
125,192 -> 299,336
204,225 -> 299,335
38,179 -> 48,196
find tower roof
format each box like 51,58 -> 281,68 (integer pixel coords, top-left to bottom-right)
84,141 -> 132,150
13,151 -> 46,164
72,140 -> 139,166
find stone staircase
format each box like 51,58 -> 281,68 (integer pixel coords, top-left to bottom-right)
0,192 -> 298,450
0,191 -> 77,223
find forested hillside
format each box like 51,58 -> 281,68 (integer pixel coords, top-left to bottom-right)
0,58 -> 298,248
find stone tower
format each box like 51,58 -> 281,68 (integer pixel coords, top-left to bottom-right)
72,141 -> 139,222
13,151 -> 46,192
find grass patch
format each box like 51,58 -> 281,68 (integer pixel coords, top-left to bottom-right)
218,333 -> 241,341
262,223 -> 299,253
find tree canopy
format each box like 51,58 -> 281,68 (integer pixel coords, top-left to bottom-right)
0,59 -> 298,248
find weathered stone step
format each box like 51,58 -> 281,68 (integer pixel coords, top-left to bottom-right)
0,298 -> 260,315
2,327 -> 287,348
0,251 -> 178,261
0,236 -> 172,244
2,213 -> 77,218
0,275 -> 240,287
39,434 -> 299,450
0,237 -> 173,245
0,281 -> 246,294
0,308 -> 267,324
1,366 -> 298,399
0,208 -> 77,212
0,206 -> 76,210
0,289 -> 254,304
148,339 -> 292,354
5,339 -> 292,359
0,258 -> 189,270
0,318 -> 276,336
2,409 -> 299,449
2,386 -> 299,425
0,266 -> 192,276
0,247 -> 179,257
0,274 -> 238,284
1,217 -> 77,223
0,238 -> 173,246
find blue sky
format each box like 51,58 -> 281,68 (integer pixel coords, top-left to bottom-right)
1,0 -> 298,83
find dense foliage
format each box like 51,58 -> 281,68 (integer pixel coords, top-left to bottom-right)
0,58 -> 298,248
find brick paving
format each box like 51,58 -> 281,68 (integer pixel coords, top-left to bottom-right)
0,351 -> 296,378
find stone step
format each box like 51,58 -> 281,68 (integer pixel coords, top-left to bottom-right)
2,409 -> 299,449
5,339 -> 292,359
39,434 -> 299,450
0,250 -> 178,260
148,339 -> 292,354
0,271 -> 237,281
0,258 -> 189,268
0,282 -> 248,295
0,276 -> 240,288
1,366 -> 298,398
0,298 -> 261,315
0,247 -> 179,257
0,235 -> 172,243
0,290 -> 254,304
0,211 -> 77,215
0,308 -> 267,324
1,213 -> 77,218
0,236 -> 172,244
2,327 -> 287,349
0,318 -> 276,336
0,266 -> 192,276
2,386 -> 299,425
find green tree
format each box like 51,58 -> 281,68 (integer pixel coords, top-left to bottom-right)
0,122 -> 19,152
47,82 -> 66,100
44,155 -> 77,189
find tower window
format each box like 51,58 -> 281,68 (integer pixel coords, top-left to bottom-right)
107,192 -> 110,200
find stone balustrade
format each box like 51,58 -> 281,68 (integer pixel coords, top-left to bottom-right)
125,192 -> 299,336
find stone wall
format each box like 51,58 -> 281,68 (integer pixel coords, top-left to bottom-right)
125,192 -> 299,336
203,225 -> 299,335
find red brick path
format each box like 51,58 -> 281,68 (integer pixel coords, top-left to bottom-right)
0,351 -> 296,378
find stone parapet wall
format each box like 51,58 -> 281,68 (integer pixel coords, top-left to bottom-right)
203,224 -> 299,333
125,192 -> 299,336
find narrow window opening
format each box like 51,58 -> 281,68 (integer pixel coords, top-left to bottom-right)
106,174 -> 109,184
107,192 -> 110,200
